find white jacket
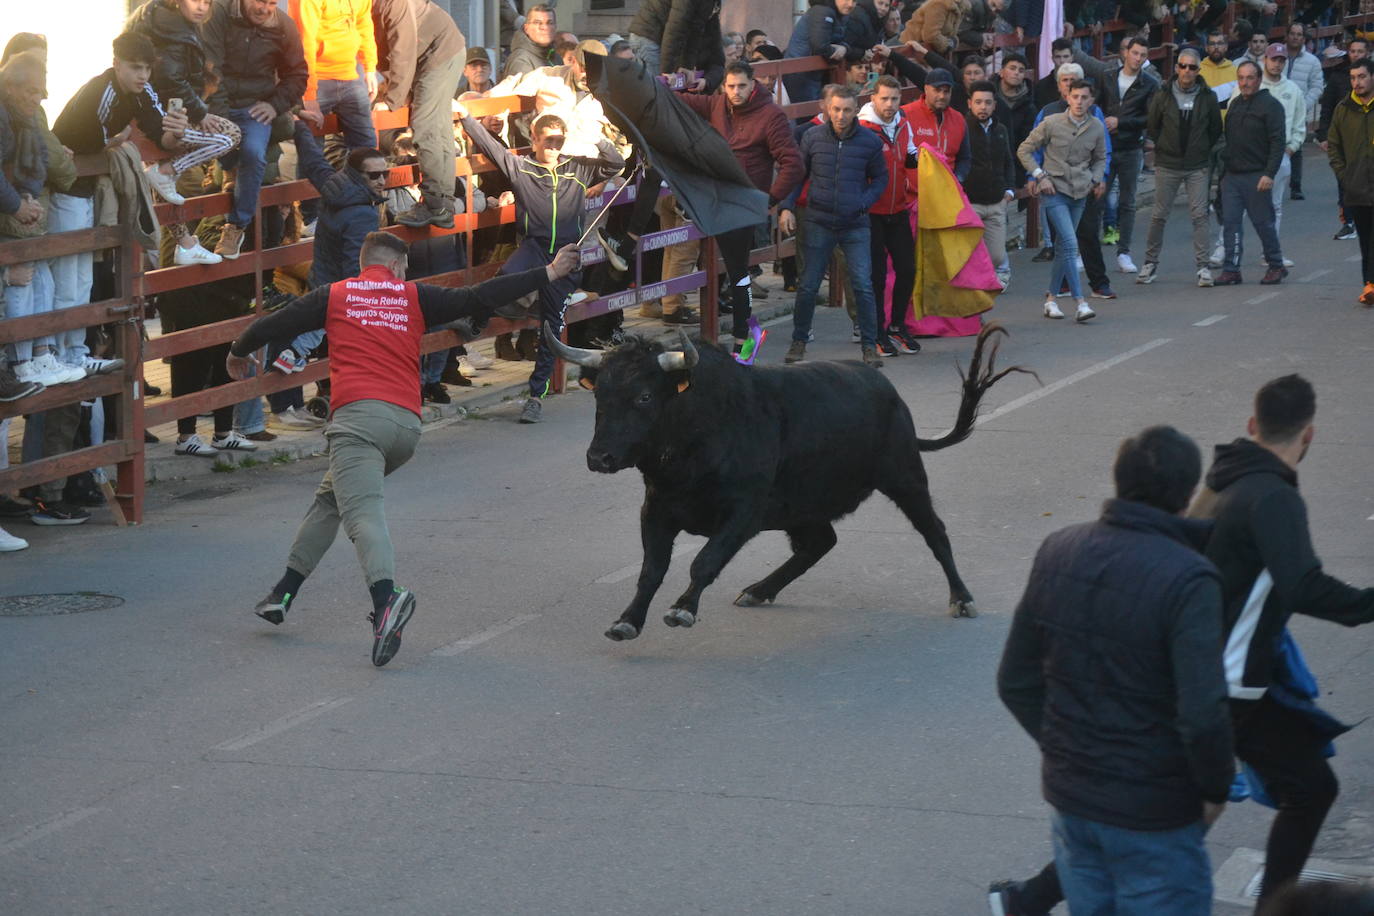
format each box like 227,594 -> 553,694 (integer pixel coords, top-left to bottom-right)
1261,75 -> 1306,153
1283,49 -> 1324,116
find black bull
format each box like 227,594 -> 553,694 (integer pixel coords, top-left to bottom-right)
546,323 -> 1031,642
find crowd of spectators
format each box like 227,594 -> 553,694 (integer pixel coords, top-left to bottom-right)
2,0 -> 1372,546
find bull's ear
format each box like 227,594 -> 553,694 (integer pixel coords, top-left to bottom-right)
579,368 -> 598,391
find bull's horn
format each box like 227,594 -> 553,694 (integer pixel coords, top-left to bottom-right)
657,330 -> 699,372
544,321 -> 604,367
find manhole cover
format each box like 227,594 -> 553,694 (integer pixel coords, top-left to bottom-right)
0,593 -> 126,617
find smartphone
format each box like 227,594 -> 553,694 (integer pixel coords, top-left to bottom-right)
168,97 -> 184,113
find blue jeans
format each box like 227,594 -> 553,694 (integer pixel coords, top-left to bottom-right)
1052,809 -> 1212,916
233,355 -> 266,434
1221,171 -> 1283,272
3,258 -> 55,362
48,192 -> 95,366
1041,193 -> 1087,300
315,77 -> 377,149
224,107 -> 273,228
792,219 -> 878,347
422,349 -> 449,385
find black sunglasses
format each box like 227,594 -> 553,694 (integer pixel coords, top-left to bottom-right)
1176,62 -> 1200,70
540,134 -> 566,149
364,169 -> 387,180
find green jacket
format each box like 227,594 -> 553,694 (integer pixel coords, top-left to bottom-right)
1146,77 -> 1223,172
1328,93 -> 1374,208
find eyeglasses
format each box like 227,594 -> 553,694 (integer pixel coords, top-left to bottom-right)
364,170 -> 387,180
1176,62 -> 1199,70
540,134 -> 566,149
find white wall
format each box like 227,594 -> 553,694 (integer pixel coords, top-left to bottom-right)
12,1 -> 129,124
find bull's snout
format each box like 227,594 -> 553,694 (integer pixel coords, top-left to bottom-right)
586,448 -> 618,474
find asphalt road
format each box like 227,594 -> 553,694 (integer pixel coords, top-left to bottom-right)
3,157 -> 1372,915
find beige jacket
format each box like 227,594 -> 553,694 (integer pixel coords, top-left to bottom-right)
1017,111 -> 1107,199
899,0 -> 969,55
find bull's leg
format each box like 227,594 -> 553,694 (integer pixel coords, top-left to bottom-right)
881,481 -> 977,618
664,513 -> 763,629
734,523 -> 838,607
606,514 -> 680,641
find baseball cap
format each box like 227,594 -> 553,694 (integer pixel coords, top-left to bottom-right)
577,39 -> 608,57
926,68 -> 955,87
1265,42 -> 1288,59
466,47 -> 491,66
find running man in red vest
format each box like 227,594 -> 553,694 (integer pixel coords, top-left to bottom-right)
227,232 -> 579,666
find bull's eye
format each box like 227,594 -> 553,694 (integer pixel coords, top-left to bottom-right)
636,391 -> 653,406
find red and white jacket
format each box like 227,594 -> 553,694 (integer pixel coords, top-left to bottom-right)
858,101 -> 919,215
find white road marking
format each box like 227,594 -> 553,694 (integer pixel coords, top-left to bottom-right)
0,806 -> 103,855
595,542 -> 702,584
1298,268 -> 1333,283
972,339 -> 1172,428
1348,255 -> 1363,262
210,697 -> 354,752
1194,314 -> 1228,327
1245,292 -> 1281,305
431,614 -> 541,657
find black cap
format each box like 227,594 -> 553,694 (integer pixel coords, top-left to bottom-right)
926,68 -> 954,87
466,47 -> 491,66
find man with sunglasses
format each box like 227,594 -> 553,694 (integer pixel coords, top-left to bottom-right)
454,104 -> 625,423
1138,47 -> 1223,287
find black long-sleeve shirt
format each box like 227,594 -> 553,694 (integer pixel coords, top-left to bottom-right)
230,267 -> 548,357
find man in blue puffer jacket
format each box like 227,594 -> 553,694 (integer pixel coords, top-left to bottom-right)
779,83 -> 887,366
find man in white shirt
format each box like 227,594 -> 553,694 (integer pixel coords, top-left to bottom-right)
1260,43 -> 1304,261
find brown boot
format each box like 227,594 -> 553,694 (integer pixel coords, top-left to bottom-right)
494,333 -> 520,361
516,328 -> 539,360
638,301 -> 663,318
215,222 -> 245,260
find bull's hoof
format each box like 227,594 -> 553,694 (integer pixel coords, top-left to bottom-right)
733,591 -> 772,607
605,621 -> 640,641
949,599 -> 978,619
663,608 -> 696,628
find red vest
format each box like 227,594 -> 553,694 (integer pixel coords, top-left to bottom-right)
901,97 -> 967,174
859,114 -> 918,215
324,265 -> 425,416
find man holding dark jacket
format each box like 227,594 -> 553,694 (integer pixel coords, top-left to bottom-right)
202,0 -> 309,260
1190,374 -> 1374,910
997,426 -> 1234,916
1138,47 -> 1222,287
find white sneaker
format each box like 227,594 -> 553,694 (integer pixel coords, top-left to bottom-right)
1258,257 -> 1295,268
212,430 -> 258,451
461,350 -> 494,370
145,164 -> 185,205
0,524 -> 28,552
174,240 -> 223,266
270,407 -> 324,430
1075,300 -> 1097,322
1117,252 -> 1138,273
1196,267 -> 1214,288
30,352 -> 86,385
83,356 -> 125,375
1136,262 -> 1157,284
1209,243 -> 1225,268
174,434 -> 218,457
456,356 -> 480,378
301,219 -> 317,238
1043,297 -> 1065,319
566,290 -> 590,307
271,348 -> 298,373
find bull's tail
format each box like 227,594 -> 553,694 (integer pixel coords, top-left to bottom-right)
915,323 -> 1038,452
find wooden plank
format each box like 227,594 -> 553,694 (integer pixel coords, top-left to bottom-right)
0,375 -> 129,422
0,442 -> 136,495
0,299 -> 137,347
0,226 -> 126,267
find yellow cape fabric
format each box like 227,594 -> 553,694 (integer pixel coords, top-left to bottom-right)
913,151 -> 996,319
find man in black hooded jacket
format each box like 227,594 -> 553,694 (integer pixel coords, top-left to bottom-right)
1189,374 -> 1374,910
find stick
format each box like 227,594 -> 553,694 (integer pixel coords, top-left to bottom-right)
576,162 -> 644,248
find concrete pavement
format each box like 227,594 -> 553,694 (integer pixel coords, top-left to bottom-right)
2,155 -> 1372,915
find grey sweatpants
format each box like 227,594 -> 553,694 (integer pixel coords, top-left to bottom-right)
287,399 -> 422,587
